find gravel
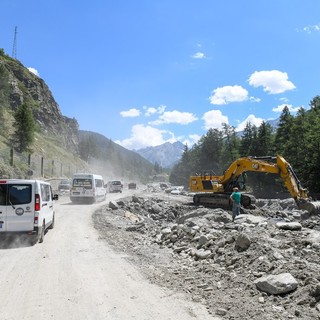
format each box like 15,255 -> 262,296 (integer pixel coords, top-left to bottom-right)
93,190 -> 320,320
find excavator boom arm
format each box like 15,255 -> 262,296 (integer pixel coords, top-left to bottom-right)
190,155 -> 320,214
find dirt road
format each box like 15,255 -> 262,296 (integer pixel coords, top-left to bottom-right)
0,191 -> 217,320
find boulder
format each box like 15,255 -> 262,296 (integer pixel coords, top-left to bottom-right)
276,221 -> 302,231
254,273 -> 298,294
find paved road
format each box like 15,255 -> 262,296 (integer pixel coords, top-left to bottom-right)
0,191 -> 217,320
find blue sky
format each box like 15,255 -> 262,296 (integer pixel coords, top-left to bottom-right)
1,1 -> 320,150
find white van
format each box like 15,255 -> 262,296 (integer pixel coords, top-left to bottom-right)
0,179 -> 58,244
106,180 -> 123,193
70,173 -> 106,203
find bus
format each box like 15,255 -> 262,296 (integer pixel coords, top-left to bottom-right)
70,173 -> 106,203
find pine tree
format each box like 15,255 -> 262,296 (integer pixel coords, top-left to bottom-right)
221,123 -> 240,165
255,121 -> 274,156
274,106 -> 294,156
239,122 -> 256,156
12,103 -> 36,153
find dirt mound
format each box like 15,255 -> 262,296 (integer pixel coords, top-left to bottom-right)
93,192 -> 320,319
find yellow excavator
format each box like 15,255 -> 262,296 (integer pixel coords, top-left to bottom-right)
189,155 -> 320,214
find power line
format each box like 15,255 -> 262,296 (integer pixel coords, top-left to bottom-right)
12,26 -> 17,59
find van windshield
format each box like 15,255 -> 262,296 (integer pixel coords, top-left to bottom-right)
73,178 -> 93,189
112,181 -> 121,185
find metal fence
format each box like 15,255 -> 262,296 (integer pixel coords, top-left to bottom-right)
0,145 -> 87,180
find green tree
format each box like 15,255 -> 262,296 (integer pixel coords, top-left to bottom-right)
246,125 -> 259,155
310,95 -> 320,111
12,103 -> 36,152
274,106 -> 294,155
302,97 -> 320,192
221,123 -> 240,164
169,144 -> 193,187
197,128 -> 225,173
255,121 -> 274,156
239,122 -> 256,156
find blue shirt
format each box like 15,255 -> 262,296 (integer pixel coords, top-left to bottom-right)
231,191 -> 241,204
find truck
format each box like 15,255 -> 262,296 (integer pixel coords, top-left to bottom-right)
189,155 -> 320,214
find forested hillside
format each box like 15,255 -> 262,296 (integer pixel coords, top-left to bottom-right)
78,131 -> 156,182
170,97 -> 320,196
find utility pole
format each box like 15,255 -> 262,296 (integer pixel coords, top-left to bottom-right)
12,26 -> 17,59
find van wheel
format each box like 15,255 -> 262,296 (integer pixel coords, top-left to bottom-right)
49,215 -> 55,229
39,222 -> 45,243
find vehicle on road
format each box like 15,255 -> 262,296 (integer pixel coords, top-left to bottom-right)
70,173 -> 106,203
0,179 -> 58,244
128,182 -> 137,190
58,179 -> 71,193
106,180 -> 123,193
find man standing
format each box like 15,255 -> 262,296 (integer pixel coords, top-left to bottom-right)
230,187 -> 241,222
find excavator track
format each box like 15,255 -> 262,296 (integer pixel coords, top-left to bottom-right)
193,192 -> 256,209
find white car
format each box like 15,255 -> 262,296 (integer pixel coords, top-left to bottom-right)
0,179 -> 58,244
106,180 -> 123,193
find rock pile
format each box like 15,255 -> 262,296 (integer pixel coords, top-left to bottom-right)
94,194 -> 320,319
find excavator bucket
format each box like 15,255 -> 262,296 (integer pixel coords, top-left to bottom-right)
299,201 -> 320,215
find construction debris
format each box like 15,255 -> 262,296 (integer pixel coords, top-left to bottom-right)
93,192 -> 320,319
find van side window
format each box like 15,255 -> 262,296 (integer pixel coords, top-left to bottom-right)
0,185 -> 7,205
41,184 -> 51,202
8,185 -> 32,205
95,179 -> 103,188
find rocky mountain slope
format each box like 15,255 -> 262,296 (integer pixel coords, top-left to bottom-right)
0,51 -> 155,181
137,141 -> 185,168
0,52 -> 79,151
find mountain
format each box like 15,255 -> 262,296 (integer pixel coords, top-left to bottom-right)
0,52 -> 79,151
266,118 -> 280,130
136,141 -> 185,169
0,51 -> 156,182
79,130 -> 155,182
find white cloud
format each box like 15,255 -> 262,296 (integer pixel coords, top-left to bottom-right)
235,114 -> 264,132
301,23 -> 320,34
27,67 -> 40,77
249,96 -> 261,103
143,105 -> 166,116
115,124 -> 173,150
183,134 -> 201,147
150,110 -> 198,125
272,104 -> 302,113
202,110 -> 229,130
192,52 -> 205,59
120,108 -> 140,117
248,70 -> 296,94
279,97 -> 289,103
209,85 -> 249,105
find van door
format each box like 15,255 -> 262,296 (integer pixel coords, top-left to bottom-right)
7,183 -> 34,232
0,184 -> 7,232
94,179 -> 105,200
39,183 -> 53,228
